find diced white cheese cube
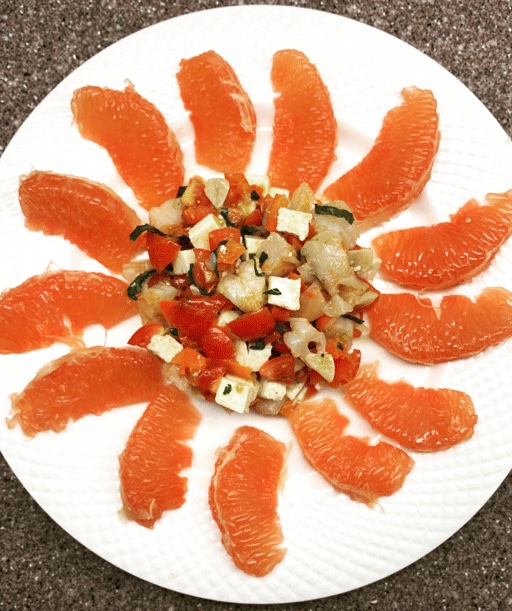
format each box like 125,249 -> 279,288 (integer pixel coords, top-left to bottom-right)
243,235 -> 266,259
188,213 -> 225,250
267,276 -> 301,311
259,380 -> 287,401
217,310 -> 240,327
245,174 -> 270,195
276,208 -> 312,241
147,334 -> 183,363
302,352 -> 335,383
269,186 -> 289,198
204,178 -> 230,208
286,381 -> 307,401
173,249 -> 196,275
215,374 -> 259,414
234,340 -> 272,372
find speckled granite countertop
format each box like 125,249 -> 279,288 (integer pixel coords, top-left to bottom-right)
1,1 -> 511,609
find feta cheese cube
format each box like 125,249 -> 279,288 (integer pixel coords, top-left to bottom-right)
243,235 -> 266,259
173,249 -> 196,275
276,208 -> 312,241
188,213 -> 225,250
269,186 -> 289,198
147,334 -> 183,363
215,374 -> 258,414
245,174 -> 270,196
302,352 -> 335,383
267,276 -> 301,311
234,340 -> 272,372
259,380 -> 287,401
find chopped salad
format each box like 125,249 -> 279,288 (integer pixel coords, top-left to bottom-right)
125,173 -> 380,416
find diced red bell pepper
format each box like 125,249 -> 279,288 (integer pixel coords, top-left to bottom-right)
160,295 -> 229,342
259,354 -> 296,384
201,326 -> 235,360
195,365 -> 227,394
146,232 -> 181,272
171,347 -> 207,375
127,322 -> 165,348
263,193 -> 288,232
209,227 -> 241,251
269,304 -> 292,322
224,173 -> 253,209
227,307 -> 276,341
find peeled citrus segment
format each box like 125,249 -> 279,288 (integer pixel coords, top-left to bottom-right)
71,84 -> 185,210
209,425 -> 286,576
119,384 -> 202,528
367,288 -> 512,364
268,49 -> 337,193
19,170 -> 143,273
0,270 -> 137,354
323,87 -> 440,230
287,397 -> 414,505
372,190 -> 512,289
344,362 -> 477,451
177,50 -> 257,173
9,346 -> 164,437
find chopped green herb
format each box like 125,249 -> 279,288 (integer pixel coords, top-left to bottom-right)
187,264 -> 215,296
337,341 -> 344,350
169,327 -> 179,337
241,224 -> 259,235
250,339 -> 266,350
258,251 -> 269,267
129,224 -> 168,241
223,384 -> 232,395
314,204 -> 355,224
220,208 -> 236,227
250,190 -> 260,201
177,185 -> 187,197
264,288 -> 282,295
252,258 -> 265,277
176,235 -> 192,248
343,314 -> 364,324
127,269 -> 157,300
276,322 -> 287,334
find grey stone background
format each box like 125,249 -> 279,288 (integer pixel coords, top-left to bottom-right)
1,1 -> 511,609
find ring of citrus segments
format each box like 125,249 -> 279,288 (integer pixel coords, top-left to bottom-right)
0,6 -> 511,605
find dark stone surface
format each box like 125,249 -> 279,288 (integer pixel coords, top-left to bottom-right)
1,1 -> 511,609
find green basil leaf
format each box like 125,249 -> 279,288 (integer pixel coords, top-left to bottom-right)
127,269 -> 156,300
314,204 -> 355,224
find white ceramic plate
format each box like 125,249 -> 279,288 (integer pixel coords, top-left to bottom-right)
0,6 -> 511,604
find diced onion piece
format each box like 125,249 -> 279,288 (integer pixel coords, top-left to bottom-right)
148,198 -> 184,231
204,178 -> 230,208
349,248 -> 381,281
290,182 -> 316,213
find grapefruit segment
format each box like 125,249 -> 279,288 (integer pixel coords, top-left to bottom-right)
287,397 -> 414,505
372,190 -> 512,289
268,49 -> 337,193
0,270 -> 137,354
177,51 -> 257,173
343,362 -> 477,451
71,84 -> 184,210
367,288 -> 512,364
119,384 -> 202,527
209,425 -> 286,576
9,346 -> 164,437
19,170 -> 143,273
323,87 -> 440,230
